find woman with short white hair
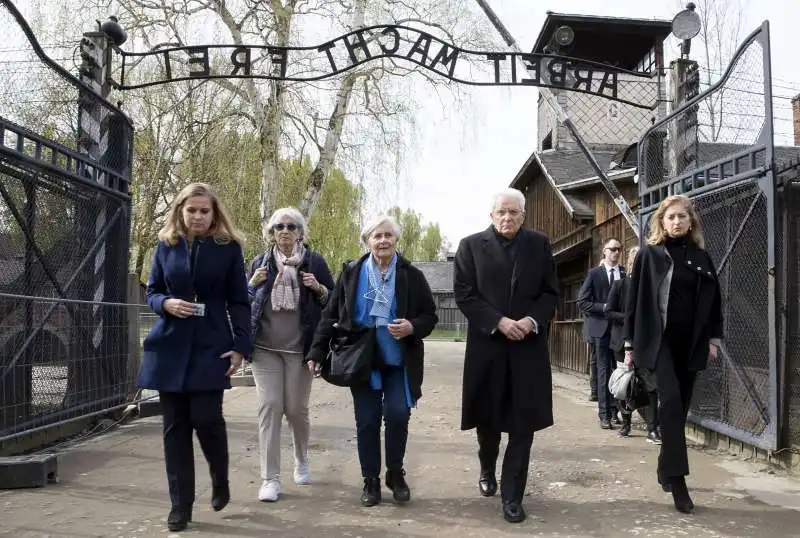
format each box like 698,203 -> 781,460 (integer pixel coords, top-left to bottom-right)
306,214 -> 438,507
246,207 -> 334,502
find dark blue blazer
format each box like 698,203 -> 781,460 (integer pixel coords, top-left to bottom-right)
577,265 -> 626,339
138,236 -> 252,392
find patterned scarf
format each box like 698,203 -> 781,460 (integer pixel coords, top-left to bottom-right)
366,254 -> 397,326
271,243 -> 306,312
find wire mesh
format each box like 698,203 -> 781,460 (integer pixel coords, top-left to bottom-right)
639,26 -> 774,210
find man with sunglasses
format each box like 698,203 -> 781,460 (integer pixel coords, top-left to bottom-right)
578,239 -> 625,429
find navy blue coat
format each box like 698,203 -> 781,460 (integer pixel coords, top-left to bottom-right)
247,246 -> 334,357
138,236 -> 252,392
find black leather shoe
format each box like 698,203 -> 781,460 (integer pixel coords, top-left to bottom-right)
502,500 -> 526,523
670,477 -> 694,513
211,481 -> 230,512
600,419 -> 613,429
361,477 -> 381,507
478,470 -> 497,497
167,507 -> 192,532
385,469 -> 411,503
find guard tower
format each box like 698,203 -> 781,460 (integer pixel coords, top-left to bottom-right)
534,12 -> 673,154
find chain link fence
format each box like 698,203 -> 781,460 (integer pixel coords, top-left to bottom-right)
0,1 -> 137,448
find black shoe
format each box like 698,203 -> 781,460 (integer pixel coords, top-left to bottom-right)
211,481 -> 230,512
618,423 -> 632,437
167,507 -> 192,532
669,477 -> 694,513
502,500 -> 526,523
361,476 -> 381,507
385,469 -> 411,503
647,430 -> 663,444
600,419 -> 613,429
589,394 -> 598,402
478,470 -> 497,497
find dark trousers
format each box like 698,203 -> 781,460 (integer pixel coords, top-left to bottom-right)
350,366 -> 410,478
160,391 -> 229,510
594,335 -> 616,420
477,427 -> 534,503
589,343 -> 598,398
653,344 -> 697,479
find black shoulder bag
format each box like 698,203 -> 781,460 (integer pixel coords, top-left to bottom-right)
319,325 -> 377,387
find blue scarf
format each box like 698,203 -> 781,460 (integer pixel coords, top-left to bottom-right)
366,254 -> 397,327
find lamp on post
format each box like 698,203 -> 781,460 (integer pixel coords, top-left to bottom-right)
671,3 -> 702,59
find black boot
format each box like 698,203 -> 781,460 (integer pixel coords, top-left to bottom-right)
211,480 -> 230,512
618,414 -> 632,437
360,476 -> 381,507
385,468 -> 411,503
167,506 -> 192,532
670,477 -> 694,513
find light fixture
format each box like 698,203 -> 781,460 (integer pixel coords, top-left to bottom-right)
553,25 -> 575,47
671,3 -> 701,58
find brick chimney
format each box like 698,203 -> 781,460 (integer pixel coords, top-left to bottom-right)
793,94 -> 800,146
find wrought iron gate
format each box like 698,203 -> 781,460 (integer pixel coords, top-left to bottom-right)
637,22 -> 780,451
0,1 -> 134,443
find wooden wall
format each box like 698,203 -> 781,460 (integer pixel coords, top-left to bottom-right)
522,174 -> 584,241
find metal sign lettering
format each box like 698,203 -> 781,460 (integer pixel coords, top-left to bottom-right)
114,24 -> 657,110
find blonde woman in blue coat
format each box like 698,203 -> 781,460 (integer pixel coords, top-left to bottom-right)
138,183 -> 251,532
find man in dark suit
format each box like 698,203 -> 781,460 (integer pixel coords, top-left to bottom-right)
578,238 -> 625,429
454,188 -> 559,524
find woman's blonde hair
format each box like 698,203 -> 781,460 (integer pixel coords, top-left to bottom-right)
626,245 -> 639,269
157,182 -> 246,246
645,194 -> 705,249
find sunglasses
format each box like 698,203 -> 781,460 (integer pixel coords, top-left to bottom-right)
606,247 -> 621,252
273,223 -> 298,232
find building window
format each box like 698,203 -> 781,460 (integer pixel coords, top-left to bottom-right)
542,131 -> 553,150
558,280 -> 583,320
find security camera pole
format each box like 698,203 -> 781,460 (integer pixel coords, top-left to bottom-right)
472,0 -> 641,237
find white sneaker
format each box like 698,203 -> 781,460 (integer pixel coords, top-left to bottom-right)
294,462 -> 311,485
258,479 -> 280,502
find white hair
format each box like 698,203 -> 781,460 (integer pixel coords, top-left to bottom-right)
491,188 -> 526,212
360,215 -> 402,248
266,207 -> 307,242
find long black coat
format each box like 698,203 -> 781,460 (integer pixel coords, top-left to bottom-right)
454,227 -> 559,434
305,253 -> 438,401
623,242 -> 723,372
605,277 -> 629,353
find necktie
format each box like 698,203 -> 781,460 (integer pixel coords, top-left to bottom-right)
609,267 -> 615,285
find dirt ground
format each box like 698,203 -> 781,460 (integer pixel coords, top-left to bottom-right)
3,341 -> 800,537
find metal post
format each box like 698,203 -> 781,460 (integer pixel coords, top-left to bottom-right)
472,0 -> 640,237
72,30 -> 113,406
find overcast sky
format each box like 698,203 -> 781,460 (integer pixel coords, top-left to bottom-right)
388,0 -> 800,249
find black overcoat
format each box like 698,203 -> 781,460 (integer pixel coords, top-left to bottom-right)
305,253 -> 438,401
623,242 -> 723,372
453,227 -> 559,434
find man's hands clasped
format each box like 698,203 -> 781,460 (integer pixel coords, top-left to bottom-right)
498,316 -> 536,341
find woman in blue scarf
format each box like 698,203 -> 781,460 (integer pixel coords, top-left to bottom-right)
305,215 -> 438,507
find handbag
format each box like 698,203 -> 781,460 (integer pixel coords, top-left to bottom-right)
319,326 -> 376,387
608,361 -> 634,400
622,371 -> 653,413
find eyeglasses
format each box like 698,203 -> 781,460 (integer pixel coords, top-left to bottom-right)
273,223 -> 298,231
606,247 -> 621,252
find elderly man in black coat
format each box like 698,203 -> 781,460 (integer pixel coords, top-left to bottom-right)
454,188 -> 559,524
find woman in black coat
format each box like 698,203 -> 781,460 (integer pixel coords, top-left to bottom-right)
624,195 -> 723,514
605,246 -> 659,440
305,215 -> 438,507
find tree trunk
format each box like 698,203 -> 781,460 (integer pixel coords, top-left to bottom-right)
298,0 -> 367,218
